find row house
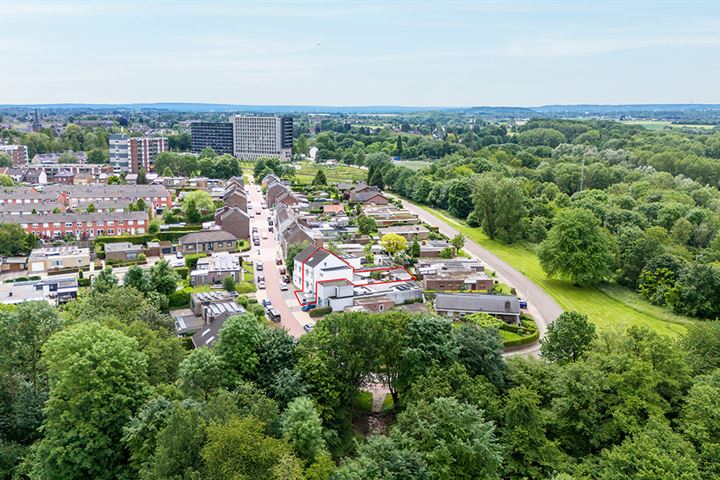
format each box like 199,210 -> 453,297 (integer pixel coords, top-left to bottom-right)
0,211 -> 149,239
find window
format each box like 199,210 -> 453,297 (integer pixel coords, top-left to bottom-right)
378,304 -> 384,312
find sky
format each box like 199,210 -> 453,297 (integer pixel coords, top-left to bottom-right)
1,0 -> 720,106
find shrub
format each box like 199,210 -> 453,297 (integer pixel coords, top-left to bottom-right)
184,253 -> 207,269
168,287 -> 192,308
174,267 -> 189,279
309,306 -> 332,318
78,278 -> 91,287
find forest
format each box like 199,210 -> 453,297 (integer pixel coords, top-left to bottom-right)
2,270 -> 720,479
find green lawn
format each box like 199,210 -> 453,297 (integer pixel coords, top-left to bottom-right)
621,120 -> 717,131
392,160 -> 432,171
293,162 -> 367,185
415,204 -> 694,337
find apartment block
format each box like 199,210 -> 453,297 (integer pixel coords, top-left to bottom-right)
0,145 -> 29,166
129,137 -> 168,173
109,135 -> 167,174
232,115 -> 293,161
190,122 -> 234,155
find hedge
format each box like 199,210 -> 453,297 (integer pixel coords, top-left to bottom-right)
184,253 -> 207,269
78,278 -> 91,287
164,224 -> 202,232
106,259 -> 147,267
502,328 -> 540,348
94,230 -> 199,246
174,267 -> 189,279
47,265 -> 90,276
309,306 -> 332,318
168,287 -> 192,308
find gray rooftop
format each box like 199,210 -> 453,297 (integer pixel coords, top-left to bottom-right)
434,293 -> 520,315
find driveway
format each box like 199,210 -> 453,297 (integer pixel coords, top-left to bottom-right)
391,196 -> 564,356
246,178 -> 308,338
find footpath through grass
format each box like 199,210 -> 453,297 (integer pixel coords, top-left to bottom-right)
416,204 -> 693,337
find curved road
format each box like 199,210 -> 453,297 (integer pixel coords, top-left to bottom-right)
392,196 -> 564,355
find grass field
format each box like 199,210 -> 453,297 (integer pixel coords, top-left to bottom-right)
293,163 -> 368,185
415,204 -> 694,336
392,160 -> 432,171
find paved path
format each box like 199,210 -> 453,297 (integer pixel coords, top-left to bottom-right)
247,178 -> 309,338
392,196 -> 564,356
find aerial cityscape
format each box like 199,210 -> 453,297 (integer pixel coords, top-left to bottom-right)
1,1 -> 720,479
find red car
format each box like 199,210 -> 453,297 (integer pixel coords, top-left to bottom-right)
279,266 -> 286,275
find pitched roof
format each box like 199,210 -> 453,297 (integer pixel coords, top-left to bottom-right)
323,204 -> 344,214
179,230 -> 238,244
434,293 -> 520,315
0,211 -> 148,224
294,245 -> 331,267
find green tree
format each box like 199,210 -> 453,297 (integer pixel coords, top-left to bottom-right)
450,233 -> 465,253
286,241 -> 310,273
32,324 -> 148,480
312,169 -> 327,186
161,166 -> 173,177
598,419 -> 701,480
675,263 -> 720,319
182,189 -> 215,214
408,239 -> 421,258
454,323 -> 505,387
380,233 -> 407,256
184,198 -> 201,223
222,275 -> 236,292
124,265 -> 150,293
215,313 -> 264,377
121,395 -> 174,476
58,151 -> 77,164
0,174 -> 14,186
149,260 -> 179,296
150,402 -> 207,479
93,266 -> 119,293
281,396 -> 326,464
473,173 -> 527,243
0,224 -> 33,256
679,370 -> 720,477
395,397 -> 502,480
540,311 -> 597,363
295,134 -> 309,156
333,434 -> 428,480
85,202 -> 96,213
681,321 -> 720,375
148,218 -> 160,234
538,208 -> 615,286
136,167 -> 148,185
87,148 -> 109,164
356,215 -> 377,235
202,416 -> 297,480
179,347 -> 229,400
501,386 -> 565,479
0,152 -> 12,167
399,316 -> 458,392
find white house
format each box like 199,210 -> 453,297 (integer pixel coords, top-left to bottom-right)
292,246 -> 353,300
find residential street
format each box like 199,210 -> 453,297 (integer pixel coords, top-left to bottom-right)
246,178 -> 311,338
391,195 -> 564,355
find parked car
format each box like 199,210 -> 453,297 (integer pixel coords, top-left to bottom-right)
301,304 -> 317,312
267,307 -> 281,322
256,261 -> 263,271
258,281 -> 266,289
303,323 -> 314,332
257,275 -> 265,283
518,298 -> 528,309
268,226 -> 274,233
279,266 -> 286,275
255,209 -> 261,215
261,298 -> 272,307
249,212 -> 255,218
283,275 -> 290,283
175,251 -> 183,259
280,282 -> 288,291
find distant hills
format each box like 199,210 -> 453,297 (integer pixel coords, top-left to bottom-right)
2,103 -> 720,118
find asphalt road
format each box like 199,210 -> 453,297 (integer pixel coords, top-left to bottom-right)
246,179 -> 311,338
392,196 -> 564,355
